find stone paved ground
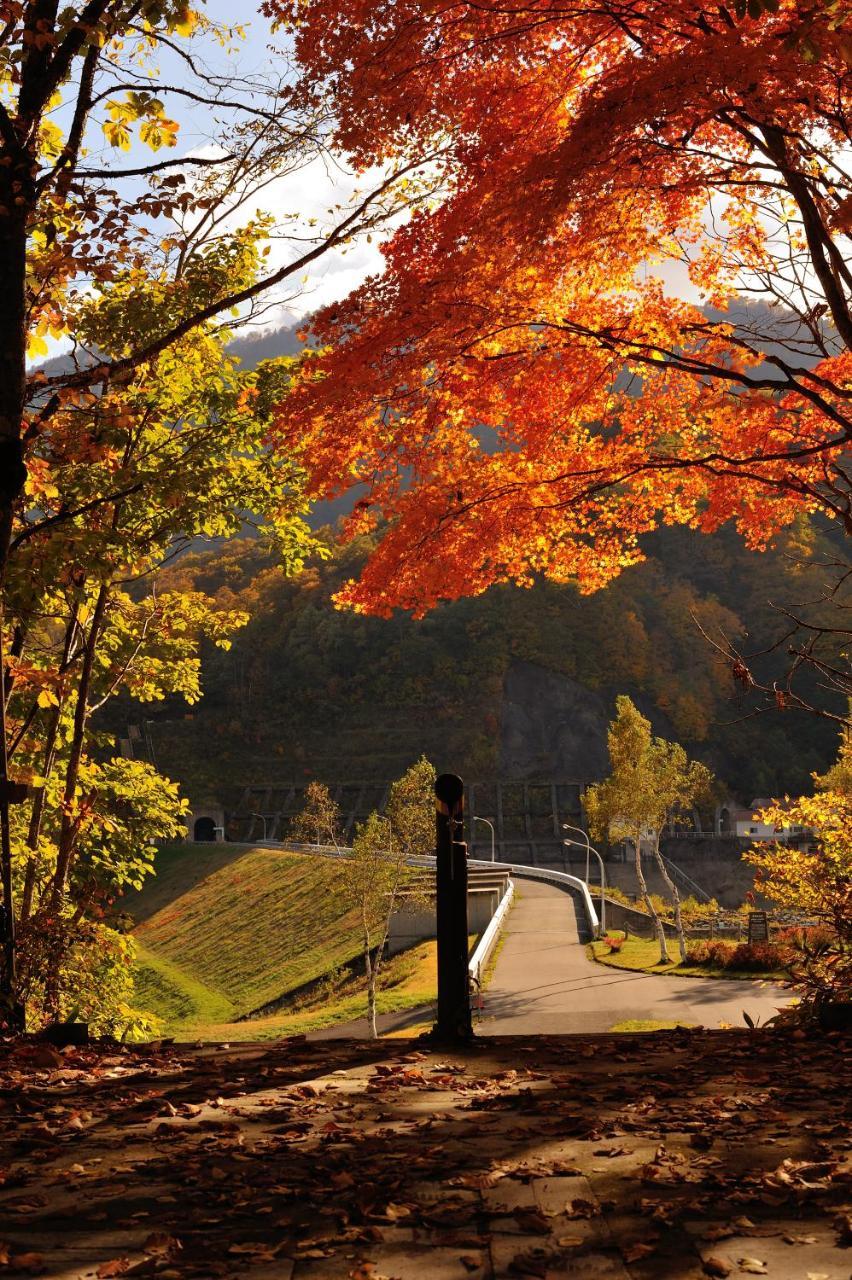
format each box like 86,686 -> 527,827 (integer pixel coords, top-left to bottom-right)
0,1029 -> 849,1279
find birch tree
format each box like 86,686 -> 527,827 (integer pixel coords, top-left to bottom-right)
289,782 -> 341,850
585,696 -> 712,964
385,756 -> 435,860
341,812 -> 407,1039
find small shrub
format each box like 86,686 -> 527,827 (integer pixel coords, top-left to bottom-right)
775,924 -> 837,950
603,933 -> 625,952
686,939 -> 731,967
687,939 -> 789,972
727,941 -> 788,971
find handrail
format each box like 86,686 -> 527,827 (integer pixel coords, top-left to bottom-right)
408,855 -> 600,938
658,852 -> 712,903
253,841 -> 600,936
468,879 -> 514,986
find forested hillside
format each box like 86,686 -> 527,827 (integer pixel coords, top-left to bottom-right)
129,518 -> 842,806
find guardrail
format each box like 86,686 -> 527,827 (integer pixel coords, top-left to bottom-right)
468,878 -> 514,987
409,855 -> 600,939
253,840 -> 600,938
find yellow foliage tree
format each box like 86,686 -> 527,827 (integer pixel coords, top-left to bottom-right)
746,739 -> 852,1014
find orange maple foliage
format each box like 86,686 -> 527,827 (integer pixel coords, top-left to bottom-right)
267,0 -> 852,616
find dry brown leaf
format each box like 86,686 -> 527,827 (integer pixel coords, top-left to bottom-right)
95,1261 -> 130,1279
704,1258 -> 733,1277
565,1198 -> 600,1219
383,1202 -> 412,1220
9,1255 -> 44,1276
142,1231 -> 180,1256
623,1242 -> 657,1263
349,1264 -> 377,1280
512,1209 -> 552,1235
509,1247 -> 553,1277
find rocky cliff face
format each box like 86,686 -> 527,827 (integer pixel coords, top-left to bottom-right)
499,661 -> 612,780
499,660 -> 679,782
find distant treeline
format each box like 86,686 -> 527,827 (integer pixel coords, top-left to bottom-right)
130,519 -> 843,804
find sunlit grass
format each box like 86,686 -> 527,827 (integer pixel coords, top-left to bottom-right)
127,845 -> 446,1040
608,1018 -> 697,1032
589,936 -> 789,981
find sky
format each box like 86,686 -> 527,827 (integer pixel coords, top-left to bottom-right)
154,1 -> 395,326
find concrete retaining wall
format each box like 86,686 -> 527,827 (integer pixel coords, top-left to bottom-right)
387,888 -> 501,954
602,898 -> 678,939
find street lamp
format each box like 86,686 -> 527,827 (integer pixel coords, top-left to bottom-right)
562,822 -> 591,882
250,812 -> 269,841
473,816 -> 496,862
563,836 -> 606,936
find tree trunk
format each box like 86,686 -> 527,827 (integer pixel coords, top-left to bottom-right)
633,835 -> 670,964
21,613 -> 78,923
0,179 -> 32,1013
652,836 -> 687,962
50,585 -> 109,909
363,929 -> 377,1039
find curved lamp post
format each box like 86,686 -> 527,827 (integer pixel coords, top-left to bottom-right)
473,815 -> 496,861
563,836 -> 606,937
250,812 -> 268,841
562,822 -> 591,882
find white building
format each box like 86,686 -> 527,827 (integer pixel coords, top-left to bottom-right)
720,798 -> 809,842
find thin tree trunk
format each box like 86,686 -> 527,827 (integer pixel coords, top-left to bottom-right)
363,926 -> 377,1039
652,836 -> 687,962
633,835 -> 670,964
50,584 -> 109,909
0,181 -> 30,1015
21,612 -> 78,923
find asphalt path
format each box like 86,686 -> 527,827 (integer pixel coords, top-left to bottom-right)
311,877 -> 795,1039
479,878 -> 795,1034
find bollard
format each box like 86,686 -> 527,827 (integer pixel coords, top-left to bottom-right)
432,773 -> 474,1043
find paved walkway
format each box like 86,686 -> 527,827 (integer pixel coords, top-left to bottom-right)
4,1032 -> 849,1279
480,878 -> 794,1034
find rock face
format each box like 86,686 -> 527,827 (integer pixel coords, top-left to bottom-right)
499,660 -> 612,780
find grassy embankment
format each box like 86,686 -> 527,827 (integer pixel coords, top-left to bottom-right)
125,844 -> 440,1041
588,935 -> 791,982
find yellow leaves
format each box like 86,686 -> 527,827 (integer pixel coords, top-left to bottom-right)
170,6 -> 199,37
38,119 -> 65,162
26,332 -> 49,358
102,93 -> 180,152
36,690 -> 59,710
103,118 -> 132,151
139,116 -> 179,151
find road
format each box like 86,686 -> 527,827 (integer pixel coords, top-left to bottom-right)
479,878 -> 795,1034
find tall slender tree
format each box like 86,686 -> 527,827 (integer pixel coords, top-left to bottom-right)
0,3 -> 437,1003
585,696 -> 712,963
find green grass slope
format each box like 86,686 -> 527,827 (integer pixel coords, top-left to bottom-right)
125,844 -> 370,1035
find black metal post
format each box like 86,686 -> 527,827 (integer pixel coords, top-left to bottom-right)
433,773 -> 473,1043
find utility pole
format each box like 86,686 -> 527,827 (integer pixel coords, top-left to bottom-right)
433,773 -> 473,1043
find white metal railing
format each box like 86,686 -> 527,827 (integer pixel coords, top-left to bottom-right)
409,855 -> 600,938
468,879 -> 514,986
254,841 -> 600,936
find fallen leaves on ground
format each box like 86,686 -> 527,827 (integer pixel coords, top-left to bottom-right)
0,1028 -> 847,1277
